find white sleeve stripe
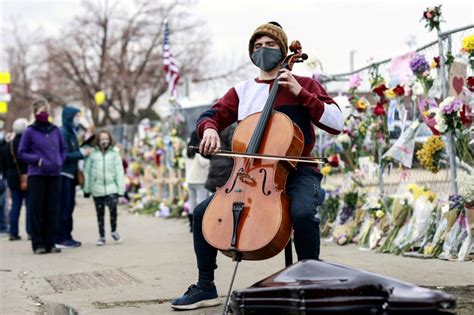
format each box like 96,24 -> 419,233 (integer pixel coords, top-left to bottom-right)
319,103 -> 344,132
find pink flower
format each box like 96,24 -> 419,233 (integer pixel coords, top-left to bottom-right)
348,74 -> 362,89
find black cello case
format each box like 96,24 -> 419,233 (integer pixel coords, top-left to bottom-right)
230,259 -> 455,314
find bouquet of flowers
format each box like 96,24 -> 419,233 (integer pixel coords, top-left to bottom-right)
357,195 -> 381,248
429,195 -> 464,257
418,98 -> 440,135
416,135 -> 445,173
357,195 -> 392,249
392,194 -> 436,255
410,54 -> 433,96
460,173 -> 474,208
428,96 -> 474,165
439,196 -> 471,261
335,130 -> 356,170
421,5 -> 443,32
461,34 -> 474,70
377,194 -> 414,253
319,190 -> 341,237
332,190 -> 362,245
367,66 -> 390,152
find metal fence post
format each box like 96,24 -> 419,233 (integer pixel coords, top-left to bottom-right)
378,145 -> 384,195
437,31 -> 459,195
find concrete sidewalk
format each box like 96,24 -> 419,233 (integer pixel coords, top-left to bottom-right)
1,196 -> 473,314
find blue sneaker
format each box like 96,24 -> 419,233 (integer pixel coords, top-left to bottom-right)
55,239 -> 78,249
69,239 -> 82,247
171,284 -> 220,310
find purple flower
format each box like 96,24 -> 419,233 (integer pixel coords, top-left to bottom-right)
410,55 -> 430,75
441,98 -> 462,114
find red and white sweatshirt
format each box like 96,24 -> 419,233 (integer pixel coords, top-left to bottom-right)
197,76 -> 343,157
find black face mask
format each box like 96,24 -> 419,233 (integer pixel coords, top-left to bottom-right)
251,47 -> 282,71
100,141 -> 110,149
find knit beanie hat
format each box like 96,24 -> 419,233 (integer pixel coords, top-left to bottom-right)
248,22 -> 288,63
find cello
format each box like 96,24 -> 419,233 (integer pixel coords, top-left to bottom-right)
201,40 -> 317,262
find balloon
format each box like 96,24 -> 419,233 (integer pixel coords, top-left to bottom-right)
95,91 -> 106,106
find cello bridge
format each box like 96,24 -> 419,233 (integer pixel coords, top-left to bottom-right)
237,169 -> 256,183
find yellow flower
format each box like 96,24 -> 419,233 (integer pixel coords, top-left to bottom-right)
356,98 -> 369,110
416,136 -> 445,173
406,183 -> 419,191
321,165 -> 332,176
384,89 -> 396,100
375,210 -> 385,219
430,60 -> 438,68
423,191 -> 437,202
462,34 -> 474,52
424,245 -> 434,255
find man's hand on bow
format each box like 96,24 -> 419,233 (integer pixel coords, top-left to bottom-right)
199,128 -> 221,156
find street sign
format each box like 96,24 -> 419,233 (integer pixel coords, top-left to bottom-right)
0,84 -> 10,93
0,101 -> 8,113
0,94 -> 11,102
0,73 -> 11,85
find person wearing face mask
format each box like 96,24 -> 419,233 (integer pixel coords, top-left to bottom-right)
83,130 -> 125,246
55,106 -> 90,249
0,120 -> 8,236
18,99 -> 67,254
171,22 -> 343,310
2,118 -> 31,241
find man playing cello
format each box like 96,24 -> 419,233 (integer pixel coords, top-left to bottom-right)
171,21 -> 343,310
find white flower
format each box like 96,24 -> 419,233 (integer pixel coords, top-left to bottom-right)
336,133 -> 351,144
439,96 -> 455,112
428,107 -> 441,116
306,56 -> 318,69
428,68 -> 438,80
400,192 -> 415,206
412,82 -> 424,95
362,196 -> 381,210
435,119 -> 448,133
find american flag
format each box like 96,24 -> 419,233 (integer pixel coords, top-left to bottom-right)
163,19 -> 180,98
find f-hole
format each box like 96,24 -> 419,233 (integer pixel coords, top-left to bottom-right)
259,169 -> 271,196
225,168 -> 242,193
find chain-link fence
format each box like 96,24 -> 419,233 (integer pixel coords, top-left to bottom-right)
102,123 -> 138,154
321,25 -> 473,198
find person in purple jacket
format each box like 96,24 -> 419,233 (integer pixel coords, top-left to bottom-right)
18,99 -> 67,254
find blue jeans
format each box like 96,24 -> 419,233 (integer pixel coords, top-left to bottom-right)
56,177 -> 76,243
0,191 -> 7,233
9,189 -> 31,237
192,166 -> 323,276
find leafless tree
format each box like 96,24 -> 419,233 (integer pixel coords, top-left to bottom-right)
3,22 -> 66,127
5,0 -> 251,128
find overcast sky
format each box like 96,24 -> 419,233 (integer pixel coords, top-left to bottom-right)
0,0 -> 473,101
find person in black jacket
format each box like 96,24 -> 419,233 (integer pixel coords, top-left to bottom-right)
56,106 -> 90,249
3,118 -> 30,240
0,120 -> 8,235
204,124 -> 236,193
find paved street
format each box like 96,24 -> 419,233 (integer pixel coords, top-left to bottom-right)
1,197 -> 473,314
